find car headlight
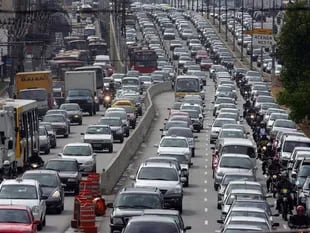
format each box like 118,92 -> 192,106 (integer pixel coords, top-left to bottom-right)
32,206 -> 40,214
94,96 -> 99,103
116,129 -> 123,134
51,190 -> 60,198
87,98 -> 93,103
104,95 -> 111,102
74,114 -> 79,118
68,178 -> 77,182
84,160 -> 94,166
112,217 -> 123,224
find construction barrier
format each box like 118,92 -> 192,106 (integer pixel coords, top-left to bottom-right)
71,173 -> 106,232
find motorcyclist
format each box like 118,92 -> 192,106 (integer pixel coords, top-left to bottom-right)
244,104 -> 256,119
27,150 -> 44,166
262,142 -> 275,174
257,134 -> 269,159
288,205 -> 310,229
243,99 -> 252,111
276,171 -> 294,214
257,122 -> 267,140
266,156 -> 281,191
102,87 -> 113,97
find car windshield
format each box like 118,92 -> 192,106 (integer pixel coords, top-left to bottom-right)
45,160 -> 78,172
222,145 -> 256,158
86,126 -> 111,135
41,124 -> 52,131
138,167 -> 178,181
270,114 -> 288,120
223,176 -> 255,185
63,145 -> 91,156
214,119 -> 236,127
68,89 -> 91,97
220,157 -> 252,169
43,115 -> 65,122
160,138 -> 188,147
0,185 -> 37,199
123,221 -> 178,233
60,104 -> 80,111
99,118 -> 121,126
159,154 -> 187,163
220,130 -> 245,139
165,122 -> 188,130
175,79 -> 200,92
115,193 -> 162,209
167,129 -> 193,138
23,174 -> 58,187
19,89 -> 47,101
120,106 -> 134,113
299,165 -> 310,177
283,141 -> 310,153
227,194 -> 262,205
229,211 -> 266,219
105,112 -> 126,119
274,120 -> 296,129
216,98 -> 234,104
39,127 -> 46,136
0,209 -> 30,224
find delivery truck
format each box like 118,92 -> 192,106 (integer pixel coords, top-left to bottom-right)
64,70 -> 99,115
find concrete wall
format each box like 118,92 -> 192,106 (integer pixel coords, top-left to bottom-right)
100,82 -> 172,194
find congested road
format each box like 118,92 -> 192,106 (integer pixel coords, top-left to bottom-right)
34,4 -> 300,233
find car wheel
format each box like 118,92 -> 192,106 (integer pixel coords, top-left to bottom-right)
178,202 -> 183,214
191,148 -> 195,157
184,178 -> 189,187
52,142 -> 56,148
79,120 -> 82,125
217,203 -> 221,209
42,215 -> 46,226
64,134 -> 68,138
120,137 -> 124,143
109,145 -> 113,153
44,148 -> 50,155
56,206 -> 62,214
214,184 -> 218,191
131,124 -> 136,129
89,110 -> 93,116
74,186 -> 79,195
197,128 -> 200,133
126,131 -> 130,137
37,222 -> 43,231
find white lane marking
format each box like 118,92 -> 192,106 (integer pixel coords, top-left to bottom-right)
204,197 -> 208,202
204,208 -> 208,213
283,224 -> 288,229
204,188 -> 208,193
204,180 -> 208,184
205,171 -> 208,175
205,165 -> 208,169
205,158 -> 208,162
204,220 -> 208,225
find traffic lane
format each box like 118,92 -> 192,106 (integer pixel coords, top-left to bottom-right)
99,91 -> 175,233
40,106 -> 141,233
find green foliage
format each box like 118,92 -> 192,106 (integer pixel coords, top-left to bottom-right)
277,1 -> 310,122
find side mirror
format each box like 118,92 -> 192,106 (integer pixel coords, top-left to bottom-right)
61,183 -> 66,188
41,195 -> 48,200
57,153 -> 61,157
217,219 -> 224,224
184,226 -> 192,230
272,213 -> 280,217
153,144 -> 159,148
291,172 -> 297,179
34,219 -> 41,225
8,140 -> 13,150
210,146 -> 215,150
80,133 -> 85,135
129,175 -> 136,180
93,153 -> 97,157
159,129 -> 164,132
194,135 -> 198,139
106,203 -> 114,208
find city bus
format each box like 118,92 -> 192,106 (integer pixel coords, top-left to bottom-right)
0,99 -> 39,172
129,48 -> 158,74
49,59 -> 85,81
174,75 -> 203,101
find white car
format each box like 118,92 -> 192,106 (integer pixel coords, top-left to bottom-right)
82,125 -> 113,152
0,178 -> 47,230
210,118 -> 237,143
58,143 -> 96,174
157,136 -> 191,161
266,113 -> 289,131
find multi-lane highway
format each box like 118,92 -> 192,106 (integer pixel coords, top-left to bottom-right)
40,6 -> 292,233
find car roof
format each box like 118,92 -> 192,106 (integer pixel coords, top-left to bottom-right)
141,162 -> 178,169
1,178 -> 39,186
228,216 -> 267,222
161,135 -> 188,140
129,215 -> 177,223
23,169 -> 59,175
284,135 -> 310,142
146,156 -> 178,162
228,180 -> 261,185
221,138 -> 255,146
143,209 -> 180,215
48,158 -> 77,162
230,206 -> 265,212
120,187 -> 160,194
221,154 -> 253,159
230,189 -> 263,194
225,224 -> 263,230
64,142 -> 90,147
0,205 -> 32,211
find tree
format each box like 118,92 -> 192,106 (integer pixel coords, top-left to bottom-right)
277,1 -> 310,122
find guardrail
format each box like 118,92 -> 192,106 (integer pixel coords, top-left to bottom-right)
100,82 -> 172,194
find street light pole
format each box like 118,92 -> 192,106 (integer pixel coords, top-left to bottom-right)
213,0 -> 215,24
250,0 -> 254,69
241,0 -> 244,61
233,0 -> 236,51
225,0 -> 228,41
219,0 -> 221,33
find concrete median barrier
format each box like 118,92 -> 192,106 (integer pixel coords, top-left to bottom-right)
99,82 -> 172,194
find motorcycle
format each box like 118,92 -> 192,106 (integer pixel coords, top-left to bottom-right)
270,174 -> 280,198
279,188 -> 290,221
103,94 -> 113,108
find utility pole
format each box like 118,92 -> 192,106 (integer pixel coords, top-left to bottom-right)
192,0 -> 194,11
241,0 -> 244,61
219,0 -> 221,33
233,0 -> 236,51
207,0 -> 210,19
250,0 -> 254,69
225,0 -> 228,41
260,0 -> 264,75
201,0 -> 204,15
196,0 -> 199,12
213,0 -> 215,24
271,0 -> 276,85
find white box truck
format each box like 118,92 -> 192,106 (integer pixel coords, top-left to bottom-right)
64,71 -> 100,115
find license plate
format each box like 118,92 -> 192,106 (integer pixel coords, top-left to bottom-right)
93,143 -> 102,147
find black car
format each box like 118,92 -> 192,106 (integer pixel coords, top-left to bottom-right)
107,187 -> 164,233
44,158 -> 81,194
22,169 -> 65,214
98,117 -> 125,143
59,103 -> 83,125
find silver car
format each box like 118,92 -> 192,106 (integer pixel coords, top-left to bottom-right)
42,114 -> 70,138
82,125 -> 113,153
39,126 -> 51,155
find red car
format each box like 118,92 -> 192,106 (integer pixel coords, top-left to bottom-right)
0,205 -> 39,233
200,58 -> 213,71
195,50 -> 209,61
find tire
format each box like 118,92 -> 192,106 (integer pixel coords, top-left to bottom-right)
89,109 -> 93,116
178,202 -> 183,214
197,128 -> 200,133
79,120 -> 82,125
44,148 -> 50,155
108,146 -> 113,153
184,177 -> 189,187
214,184 -> 218,191
126,131 -> 130,137
93,108 -> 96,115
56,206 -> 62,214
37,222 -> 43,231
42,215 -> 46,226
191,148 -> 195,157
74,186 -> 79,195
64,134 -> 68,138
120,137 -> 124,143
217,203 -> 221,210
131,124 -> 136,129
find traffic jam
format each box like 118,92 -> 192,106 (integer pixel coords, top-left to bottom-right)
0,1 -> 309,233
